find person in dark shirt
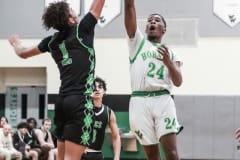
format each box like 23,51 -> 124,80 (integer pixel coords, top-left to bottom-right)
13,122 -> 38,160
8,1 -> 106,159
25,117 -> 49,160
81,77 -> 121,160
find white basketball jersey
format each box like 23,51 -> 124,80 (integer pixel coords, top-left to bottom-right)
127,28 -> 182,92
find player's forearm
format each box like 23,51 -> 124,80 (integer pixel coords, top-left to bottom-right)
89,0 -> 105,20
13,44 -> 39,59
167,62 -> 182,87
13,44 -> 29,59
112,136 -> 121,160
125,0 -> 134,7
124,0 -> 137,38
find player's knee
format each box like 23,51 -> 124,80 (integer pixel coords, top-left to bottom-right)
165,150 -> 179,160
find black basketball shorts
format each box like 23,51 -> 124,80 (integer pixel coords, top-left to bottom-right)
54,95 -> 94,146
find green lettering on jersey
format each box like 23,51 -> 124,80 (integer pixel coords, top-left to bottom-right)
59,42 -> 72,66
94,121 -> 103,129
147,62 -> 165,79
141,50 -> 159,61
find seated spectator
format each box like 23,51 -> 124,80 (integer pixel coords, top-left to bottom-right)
25,117 -> 48,160
13,122 -> 38,160
0,116 -> 9,159
0,116 -> 8,129
35,118 -> 57,160
0,124 -> 22,160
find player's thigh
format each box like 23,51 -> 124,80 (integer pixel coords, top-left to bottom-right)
153,95 -> 180,139
129,97 -> 158,145
64,141 -> 85,160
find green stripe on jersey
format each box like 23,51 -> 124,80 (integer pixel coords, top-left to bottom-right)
130,38 -> 145,64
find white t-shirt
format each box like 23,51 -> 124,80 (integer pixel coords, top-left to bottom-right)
0,130 -> 15,152
127,27 -> 182,92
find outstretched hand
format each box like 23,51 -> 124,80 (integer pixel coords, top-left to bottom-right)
7,35 -> 41,59
8,35 -> 21,47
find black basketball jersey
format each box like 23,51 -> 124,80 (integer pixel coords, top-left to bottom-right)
38,12 -> 97,98
90,104 -> 111,150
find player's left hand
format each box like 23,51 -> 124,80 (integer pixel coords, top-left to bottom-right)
156,45 -> 172,66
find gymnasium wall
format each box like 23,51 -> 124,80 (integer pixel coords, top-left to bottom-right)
1,0 -> 240,38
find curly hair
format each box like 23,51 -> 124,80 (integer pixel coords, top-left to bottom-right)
42,1 -> 71,31
27,117 -> 37,128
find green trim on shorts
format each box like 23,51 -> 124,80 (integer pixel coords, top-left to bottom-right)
131,90 -> 170,97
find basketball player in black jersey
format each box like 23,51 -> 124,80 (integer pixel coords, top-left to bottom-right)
81,77 -> 121,160
8,1 -> 105,160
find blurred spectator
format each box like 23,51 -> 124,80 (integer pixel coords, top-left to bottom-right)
0,116 -> 8,129
13,122 -> 38,160
35,118 -> 57,160
0,124 -> 22,160
25,117 -> 48,160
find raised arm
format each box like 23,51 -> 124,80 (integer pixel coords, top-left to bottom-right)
8,35 -> 41,59
124,0 -> 137,38
89,0 -> 105,20
109,110 -> 121,160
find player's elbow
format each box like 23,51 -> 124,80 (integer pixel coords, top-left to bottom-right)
174,80 -> 182,87
18,54 -> 28,59
112,133 -> 121,141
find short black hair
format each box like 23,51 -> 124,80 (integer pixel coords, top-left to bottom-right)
148,13 -> 167,28
17,122 -> 29,129
27,117 -> 37,127
94,76 -> 107,91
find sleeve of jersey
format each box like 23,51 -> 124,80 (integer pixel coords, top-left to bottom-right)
38,36 -> 52,53
171,50 -> 183,66
78,12 -> 98,33
127,27 -> 144,60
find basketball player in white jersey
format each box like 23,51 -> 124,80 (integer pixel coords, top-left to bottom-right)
124,1 -> 183,160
